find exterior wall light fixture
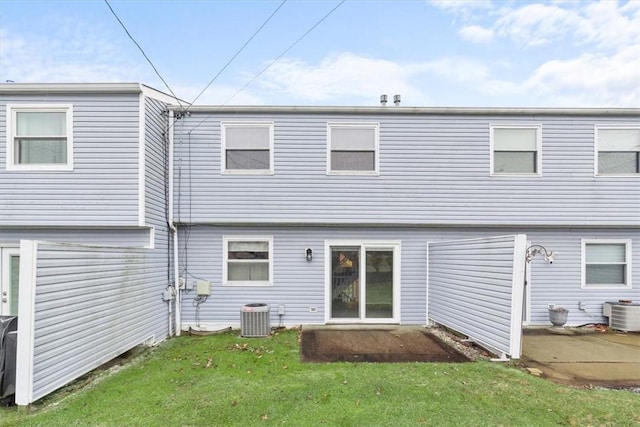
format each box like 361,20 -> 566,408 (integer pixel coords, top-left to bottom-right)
526,245 -> 556,264
305,248 -> 313,262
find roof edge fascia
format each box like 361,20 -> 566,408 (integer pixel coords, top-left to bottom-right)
0,82 -> 145,94
166,105 -> 640,116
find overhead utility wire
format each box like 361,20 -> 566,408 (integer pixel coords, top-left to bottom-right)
104,0 -> 183,107
186,0 -> 288,109
188,0 -> 346,133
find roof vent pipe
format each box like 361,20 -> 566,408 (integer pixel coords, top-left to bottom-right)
380,94 -> 388,106
394,94 -> 401,106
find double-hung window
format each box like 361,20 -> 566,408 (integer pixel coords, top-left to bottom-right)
595,126 -> 640,175
582,240 -> 631,289
490,125 -> 541,175
7,104 -> 73,171
221,122 -> 273,174
223,237 -> 273,286
327,123 -> 379,175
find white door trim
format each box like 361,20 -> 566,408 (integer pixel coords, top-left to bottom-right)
324,240 -> 401,324
1,246 -> 20,316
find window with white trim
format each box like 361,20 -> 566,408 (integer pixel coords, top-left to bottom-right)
7,104 -> 73,170
221,122 -> 273,174
582,240 -> 631,288
223,237 -> 273,286
490,125 -> 541,175
327,123 -> 379,174
595,126 -> 640,175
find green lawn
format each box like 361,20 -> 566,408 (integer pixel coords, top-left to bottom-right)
2,329 -> 638,426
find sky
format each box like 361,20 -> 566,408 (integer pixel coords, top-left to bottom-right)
1,0 -> 639,108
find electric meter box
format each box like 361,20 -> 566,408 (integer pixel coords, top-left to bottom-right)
196,280 -> 211,296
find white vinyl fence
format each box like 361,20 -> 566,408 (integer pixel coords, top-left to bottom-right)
15,240 -> 168,405
427,234 -> 527,358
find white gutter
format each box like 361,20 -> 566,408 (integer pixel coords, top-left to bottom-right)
166,105 -> 640,117
168,110 -> 181,336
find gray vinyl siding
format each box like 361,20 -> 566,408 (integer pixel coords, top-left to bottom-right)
173,112 -> 639,227
143,96 -> 172,281
178,226 -> 639,328
0,228 -> 152,247
428,235 -> 524,357
144,96 -> 168,229
525,229 -> 640,325
25,241 -> 167,403
0,93 -> 142,226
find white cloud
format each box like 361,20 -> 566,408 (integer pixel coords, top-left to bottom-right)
523,44 -> 640,107
428,1 -> 640,107
575,0 -> 640,49
494,3 -> 581,47
251,46 -> 639,107
414,56 -> 490,83
257,53 -> 426,105
0,27 -> 143,83
458,25 -> 494,43
492,1 -> 640,49
429,0 -> 494,22
173,83 -> 264,106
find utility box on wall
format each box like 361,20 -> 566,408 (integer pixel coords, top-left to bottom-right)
196,280 -> 211,296
240,303 -> 271,337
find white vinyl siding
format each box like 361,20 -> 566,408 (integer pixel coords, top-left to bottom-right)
15,240 -> 167,405
490,125 -> 541,175
595,126 -> 640,175
327,123 -> 379,175
6,104 -> 73,171
582,240 -> 631,289
221,122 -> 273,174
172,112 -> 639,227
223,236 -> 273,286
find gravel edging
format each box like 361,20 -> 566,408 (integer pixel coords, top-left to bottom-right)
427,326 -> 493,361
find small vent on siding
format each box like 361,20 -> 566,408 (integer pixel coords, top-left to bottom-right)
240,303 -> 271,337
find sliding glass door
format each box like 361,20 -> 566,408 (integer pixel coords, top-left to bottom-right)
328,242 -> 399,323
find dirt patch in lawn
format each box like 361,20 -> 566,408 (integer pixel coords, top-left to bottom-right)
300,327 -> 471,363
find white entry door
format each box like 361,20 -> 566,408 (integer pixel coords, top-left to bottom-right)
1,248 -> 20,316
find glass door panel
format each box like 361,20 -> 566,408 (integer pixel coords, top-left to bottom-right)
1,249 -> 20,316
330,247 -> 360,319
9,255 -> 19,315
365,249 -> 394,319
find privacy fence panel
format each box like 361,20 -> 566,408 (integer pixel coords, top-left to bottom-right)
15,240 -> 165,405
427,234 -> 526,358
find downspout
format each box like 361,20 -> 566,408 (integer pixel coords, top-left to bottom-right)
168,110 -> 181,336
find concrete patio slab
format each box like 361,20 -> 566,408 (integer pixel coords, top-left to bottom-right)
521,327 -> 640,388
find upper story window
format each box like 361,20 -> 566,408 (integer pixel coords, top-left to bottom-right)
327,123 -> 379,175
582,240 -> 631,289
221,121 -> 274,174
6,104 -> 73,171
223,237 -> 273,286
595,126 -> 640,175
490,125 -> 541,176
